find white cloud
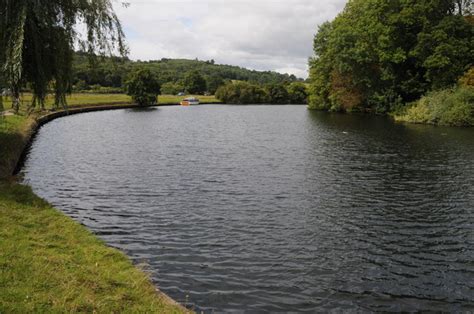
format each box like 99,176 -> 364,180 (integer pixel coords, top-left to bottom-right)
114,0 -> 347,78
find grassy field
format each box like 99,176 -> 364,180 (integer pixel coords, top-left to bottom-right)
0,182 -> 186,313
0,115 -> 32,179
1,93 -> 220,111
0,97 -> 191,312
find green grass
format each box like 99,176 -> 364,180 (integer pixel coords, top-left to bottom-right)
159,94 -> 220,104
2,94 -> 130,110
0,115 -> 32,178
0,182 -> 186,313
1,93 -> 219,111
0,114 -> 27,134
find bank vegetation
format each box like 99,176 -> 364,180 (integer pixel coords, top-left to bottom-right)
308,0 -> 474,126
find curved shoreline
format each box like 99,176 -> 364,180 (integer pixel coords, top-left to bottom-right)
9,101 -> 223,178
1,103 -> 189,312
12,103 -> 158,177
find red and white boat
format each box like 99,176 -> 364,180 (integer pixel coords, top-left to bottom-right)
180,97 -> 200,106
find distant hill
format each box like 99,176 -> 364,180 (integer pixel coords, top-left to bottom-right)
72,52 -> 303,94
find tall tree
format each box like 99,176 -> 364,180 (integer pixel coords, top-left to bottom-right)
0,0 -> 127,112
125,68 -> 161,106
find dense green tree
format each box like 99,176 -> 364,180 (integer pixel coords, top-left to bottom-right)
161,81 -> 184,95
125,69 -> 161,106
183,71 -> 207,94
205,74 -> 225,94
287,82 -> 308,104
216,81 -> 268,104
266,83 -> 289,104
0,0 -> 126,112
70,54 -> 301,93
308,0 -> 474,113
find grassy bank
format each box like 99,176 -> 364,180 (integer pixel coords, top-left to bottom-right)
0,183 -> 186,312
394,86 -> 474,127
1,93 -> 219,110
0,100 -> 189,312
0,115 -> 34,179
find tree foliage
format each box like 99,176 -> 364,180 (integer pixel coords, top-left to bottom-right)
216,82 -> 268,104
266,84 -> 289,104
160,81 -> 184,95
125,68 -> 161,106
70,54 -> 302,94
308,0 -> 474,113
0,0 -> 126,112
183,70 -> 207,94
459,66 -> 474,86
216,81 -> 308,104
205,74 -> 225,94
287,82 -> 309,104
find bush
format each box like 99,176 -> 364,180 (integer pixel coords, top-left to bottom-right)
216,81 -> 268,104
395,86 -> 474,126
125,69 -> 161,106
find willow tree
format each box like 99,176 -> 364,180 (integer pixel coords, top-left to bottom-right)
0,0 -> 127,113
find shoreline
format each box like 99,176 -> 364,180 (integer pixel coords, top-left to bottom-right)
12,103 -> 157,177
7,101 -> 221,178
0,102 -> 190,312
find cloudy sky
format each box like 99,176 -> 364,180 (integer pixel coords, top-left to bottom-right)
113,0 -> 347,78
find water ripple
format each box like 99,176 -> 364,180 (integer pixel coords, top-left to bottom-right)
22,106 -> 474,312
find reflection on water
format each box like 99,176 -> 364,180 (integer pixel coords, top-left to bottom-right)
22,106 -> 474,312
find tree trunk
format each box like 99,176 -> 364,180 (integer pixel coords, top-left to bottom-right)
457,0 -> 463,15
12,88 -> 20,114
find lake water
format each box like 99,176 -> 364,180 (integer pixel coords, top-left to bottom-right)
21,105 -> 474,312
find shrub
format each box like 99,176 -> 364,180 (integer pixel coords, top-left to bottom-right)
395,86 -> 474,126
125,69 -> 161,106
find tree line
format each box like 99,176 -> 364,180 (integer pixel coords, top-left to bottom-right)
308,0 -> 473,116
123,69 -> 309,106
72,53 -> 302,95
215,81 -> 308,104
